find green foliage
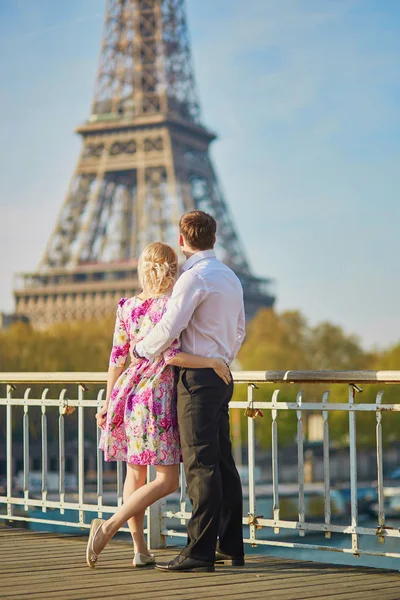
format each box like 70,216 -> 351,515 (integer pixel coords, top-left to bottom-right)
238,309 -> 374,372
239,309 -> 310,370
235,308 -> 390,449
0,317 -> 114,373
0,317 -> 115,442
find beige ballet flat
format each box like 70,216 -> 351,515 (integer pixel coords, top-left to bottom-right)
86,518 -> 105,568
133,552 -> 156,567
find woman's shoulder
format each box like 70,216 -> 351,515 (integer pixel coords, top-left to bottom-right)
117,296 -> 136,308
133,294 -> 170,305
116,296 -> 143,313
117,294 -> 170,312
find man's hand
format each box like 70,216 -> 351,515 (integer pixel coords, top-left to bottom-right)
130,341 -> 143,365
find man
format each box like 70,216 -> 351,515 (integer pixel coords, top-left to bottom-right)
132,210 -> 245,572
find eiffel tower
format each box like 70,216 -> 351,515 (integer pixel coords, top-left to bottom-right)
14,0 -> 274,327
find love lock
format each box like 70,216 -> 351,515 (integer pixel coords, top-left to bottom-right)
247,513 -> 264,529
62,401 -> 76,416
244,407 -> 264,419
376,526 -> 385,544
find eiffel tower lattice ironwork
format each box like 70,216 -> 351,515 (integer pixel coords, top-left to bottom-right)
14,0 -> 274,327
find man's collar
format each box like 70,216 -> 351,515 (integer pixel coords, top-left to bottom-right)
182,249 -> 216,272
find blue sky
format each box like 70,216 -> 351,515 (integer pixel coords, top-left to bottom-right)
0,0 -> 399,349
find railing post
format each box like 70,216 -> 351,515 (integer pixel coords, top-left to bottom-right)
271,389 -> 280,534
23,388 -> 31,512
78,384 -> 86,526
96,390 -> 104,519
117,461 -> 124,508
59,389 -> 67,515
322,391 -> 331,538
296,391 -> 305,537
179,463 -> 187,525
41,390 -> 48,513
147,465 -> 166,549
376,391 -> 385,534
247,383 -> 257,542
349,383 -> 361,556
6,384 -> 14,520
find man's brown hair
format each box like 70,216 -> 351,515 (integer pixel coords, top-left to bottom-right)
179,211 -> 217,251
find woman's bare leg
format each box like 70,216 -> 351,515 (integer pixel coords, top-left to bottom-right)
123,464 -> 148,555
93,464 -> 179,555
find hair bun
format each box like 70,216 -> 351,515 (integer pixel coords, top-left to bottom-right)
138,243 -> 178,295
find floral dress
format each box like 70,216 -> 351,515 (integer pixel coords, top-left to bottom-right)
99,296 -> 181,465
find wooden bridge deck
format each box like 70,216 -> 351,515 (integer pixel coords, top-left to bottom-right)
1,528 -> 400,600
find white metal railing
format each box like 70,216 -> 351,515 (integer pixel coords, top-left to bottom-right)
1,371 -> 400,562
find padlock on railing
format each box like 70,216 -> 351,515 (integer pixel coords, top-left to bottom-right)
244,406 -> 264,419
244,382 -> 263,419
376,526 -> 386,544
62,400 -> 76,416
247,513 -> 264,529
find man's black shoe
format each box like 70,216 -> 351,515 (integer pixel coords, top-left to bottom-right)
155,554 -> 215,572
215,551 -> 245,566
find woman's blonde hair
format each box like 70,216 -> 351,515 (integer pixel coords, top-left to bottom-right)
138,242 -> 178,296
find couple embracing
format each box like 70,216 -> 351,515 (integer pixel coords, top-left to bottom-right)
86,210 -> 245,573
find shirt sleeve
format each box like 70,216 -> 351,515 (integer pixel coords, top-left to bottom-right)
109,299 -> 130,367
136,270 -> 206,360
228,302 -> 246,363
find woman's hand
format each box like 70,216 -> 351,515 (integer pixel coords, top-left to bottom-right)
96,406 -> 108,429
210,358 -> 232,385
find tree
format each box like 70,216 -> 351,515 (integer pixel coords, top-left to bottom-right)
234,308 -> 377,449
308,322 -> 373,370
0,316 -> 115,442
239,309 -> 310,371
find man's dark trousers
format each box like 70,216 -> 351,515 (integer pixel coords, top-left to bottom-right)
177,368 -> 244,562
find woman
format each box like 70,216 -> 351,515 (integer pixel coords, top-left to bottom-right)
88,242 -> 230,569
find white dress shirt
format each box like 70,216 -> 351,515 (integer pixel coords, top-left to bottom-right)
135,249 -> 245,364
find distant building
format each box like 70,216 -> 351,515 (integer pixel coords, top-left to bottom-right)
0,312 -> 30,330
